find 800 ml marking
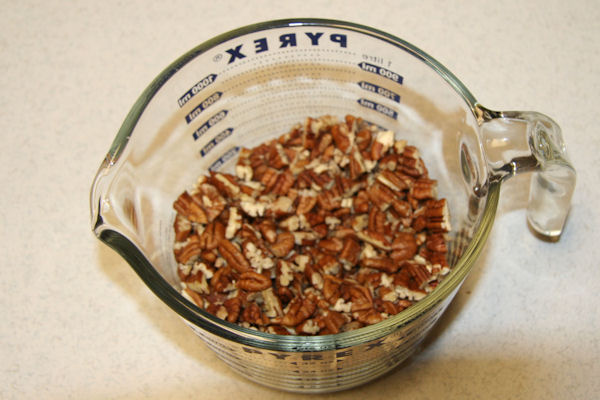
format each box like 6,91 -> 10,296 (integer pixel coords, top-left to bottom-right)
357,98 -> 398,120
358,62 -> 403,84
178,74 -> 217,108
185,91 -> 222,124
200,127 -> 233,157
358,81 -> 401,103
193,109 -> 228,141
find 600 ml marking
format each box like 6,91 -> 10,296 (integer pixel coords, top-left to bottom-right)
200,128 -> 233,157
193,109 -> 228,141
178,74 -> 217,107
185,91 -> 222,124
358,62 -> 403,84
357,98 -> 398,120
209,146 -> 240,171
358,81 -> 401,103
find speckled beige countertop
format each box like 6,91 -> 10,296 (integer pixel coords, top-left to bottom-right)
2,1 -> 599,399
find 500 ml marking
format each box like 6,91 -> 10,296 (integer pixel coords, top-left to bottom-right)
193,109 -> 228,141
209,146 -> 240,171
185,91 -> 222,124
200,128 -> 234,157
357,98 -> 398,120
178,74 -> 217,107
358,62 -> 403,85
358,81 -> 400,103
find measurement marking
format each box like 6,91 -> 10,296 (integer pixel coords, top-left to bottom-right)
185,91 -> 222,124
358,62 -> 403,84
358,81 -> 401,103
200,127 -> 234,157
178,74 -> 217,108
357,98 -> 398,120
192,109 -> 228,141
209,145 -> 240,171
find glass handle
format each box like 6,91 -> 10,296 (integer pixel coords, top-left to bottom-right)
479,107 -> 576,238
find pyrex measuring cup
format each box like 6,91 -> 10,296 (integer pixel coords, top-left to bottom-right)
90,19 -> 575,393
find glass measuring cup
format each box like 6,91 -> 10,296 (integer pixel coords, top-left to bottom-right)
90,19 -> 575,393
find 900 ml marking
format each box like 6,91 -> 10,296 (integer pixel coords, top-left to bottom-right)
358,62 -> 403,84
185,91 -> 222,123
178,74 -> 217,107
193,109 -> 228,141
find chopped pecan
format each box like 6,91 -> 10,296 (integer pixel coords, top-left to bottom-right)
391,232 -> 418,262
354,309 -> 385,325
174,214 -> 192,242
173,191 -> 208,224
361,257 -> 399,274
270,231 -> 295,258
218,240 -> 250,273
412,178 -> 437,200
223,296 -> 242,323
339,237 -> 361,266
331,123 -> 352,153
237,271 -> 271,292
242,302 -> 269,326
173,114 -> 452,335
281,295 -> 317,327
295,192 -> 318,214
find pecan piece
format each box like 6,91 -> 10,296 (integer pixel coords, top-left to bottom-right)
173,214 -> 192,242
318,237 -> 344,253
361,257 -> 399,274
331,123 -> 352,153
391,232 -> 418,262
223,296 -> 242,323
354,309 -> 385,325
173,191 -> 208,224
218,240 -> 250,273
237,271 -> 271,292
270,231 -> 295,258
281,295 -> 317,327
296,192 -> 318,215
339,237 -> 361,266
412,178 -> 437,200
242,302 -> 269,326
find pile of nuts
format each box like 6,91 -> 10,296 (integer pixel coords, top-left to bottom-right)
173,115 -> 451,335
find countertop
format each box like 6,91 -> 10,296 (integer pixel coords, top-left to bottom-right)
2,1 -> 599,399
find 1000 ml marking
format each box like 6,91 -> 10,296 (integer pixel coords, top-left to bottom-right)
178,74 -> 217,108
193,109 -> 228,141
358,81 -> 400,103
200,128 -> 233,156
357,98 -> 398,120
358,62 -> 403,84
185,91 -> 222,123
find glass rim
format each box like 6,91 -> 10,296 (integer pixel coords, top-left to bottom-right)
91,18 -> 497,351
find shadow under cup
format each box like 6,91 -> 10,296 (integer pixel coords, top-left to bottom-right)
90,19 -> 573,393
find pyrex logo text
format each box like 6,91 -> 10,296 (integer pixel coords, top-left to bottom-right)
225,32 -> 348,64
